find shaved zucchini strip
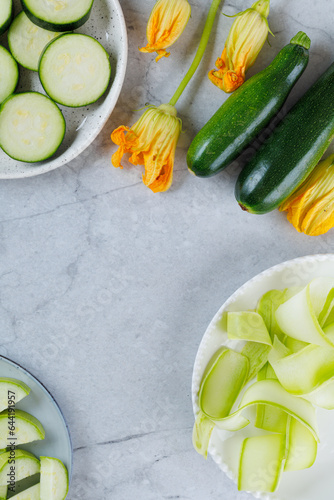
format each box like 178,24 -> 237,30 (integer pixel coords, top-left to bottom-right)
301,324 -> 334,407
284,337 -> 309,353
257,289 -> 290,342
303,376 -> 334,409
276,278 -> 334,348
318,287 -> 334,327
192,412 -> 215,458
241,342 -> 271,382
268,336 -> 291,366
199,348 -> 249,420
238,434 -> 286,493
256,363 -> 288,433
212,380 -> 319,441
270,324 -> 334,395
284,417 -> 317,471
270,341 -> 334,395
227,312 -> 272,345
258,362 -> 276,381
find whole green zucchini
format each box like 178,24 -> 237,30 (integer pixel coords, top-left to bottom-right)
187,32 -> 311,177
236,62 -> 334,214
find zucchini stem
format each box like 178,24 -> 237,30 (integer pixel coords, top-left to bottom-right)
169,0 -> 223,107
290,31 -> 311,50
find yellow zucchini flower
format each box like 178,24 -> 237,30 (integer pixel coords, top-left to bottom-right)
280,154 -> 334,236
209,0 -> 271,92
139,0 -> 191,62
111,104 -> 182,193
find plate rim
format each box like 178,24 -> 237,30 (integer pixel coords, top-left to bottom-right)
0,0 -> 128,180
0,353 -> 73,492
191,253 -> 334,500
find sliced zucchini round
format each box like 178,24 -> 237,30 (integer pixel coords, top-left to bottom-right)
0,92 -> 66,163
21,0 -> 94,32
40,457 -> 68,500
0,450 -> 40,486
0,0 -> 12,36
39,33 -> 111,107
8,11 -> 62,71
0,45 -> 19,104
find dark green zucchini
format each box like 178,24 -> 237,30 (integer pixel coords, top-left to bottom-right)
187,32 -> 311,177
20,0 -> 94,32
236,62 -> 334,214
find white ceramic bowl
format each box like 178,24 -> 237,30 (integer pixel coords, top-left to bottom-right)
192,254 -> 334,500
0,0 -> 128,179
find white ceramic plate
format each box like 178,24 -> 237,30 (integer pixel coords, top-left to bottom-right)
192,254 -> 334,500
0,0 -> 128,179
0,355 -> 72,496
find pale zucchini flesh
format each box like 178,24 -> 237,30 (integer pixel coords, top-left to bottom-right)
0,378 -> 30,412
0,46 -> 19,105
241,341 -> 271,382
8,11 -> 62,71
199,349 -> 249,420
275,278 -> 334,348
0,450 -> 40,486
39,33 -> 111,107
238,434 -> 286,493
284,417 -> 317,471
192,412 -> 214,459
227,312 -> 272,345
0,485 -> 6,500
270,340 -> 334,395
0,92 -> 65,163
10,483 -> 40,499
40,457 -> 69,500
0,409 -> 45,448
256,363 -> 288,433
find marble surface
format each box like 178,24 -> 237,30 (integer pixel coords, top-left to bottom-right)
0,0 -> 334,499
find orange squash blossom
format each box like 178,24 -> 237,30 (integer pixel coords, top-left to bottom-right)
111,105 -> 182,193
139,0 -> 191,62
111,0 -> 224,192
280,154 -> 334,236
209,0 -> 272,93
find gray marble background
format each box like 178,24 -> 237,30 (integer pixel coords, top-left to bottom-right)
0,0 -> 333,498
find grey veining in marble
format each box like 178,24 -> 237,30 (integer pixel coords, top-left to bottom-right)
0,0 -> 334,499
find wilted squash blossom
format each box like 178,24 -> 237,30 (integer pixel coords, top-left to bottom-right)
209,0 -> 271,93
139,0 -> 191,62
111,104 -> 182,193
280,154 -> 334,236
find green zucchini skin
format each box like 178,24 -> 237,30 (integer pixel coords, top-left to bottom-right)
236,62 -> 334,214
187,42 -> 309,177
0,0 -> 13,36
20,0 -> 94,32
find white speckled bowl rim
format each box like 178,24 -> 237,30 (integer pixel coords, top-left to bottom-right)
192,254 -> 334,500
0,0 -> 128,179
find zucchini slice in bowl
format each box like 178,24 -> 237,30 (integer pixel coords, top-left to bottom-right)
39,33 -> 112,107
8,11 -> 62,71
0,0 -> 12,36
0,92 -> 65,163
21,0 -> 94,32
0,46 -> 19,105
